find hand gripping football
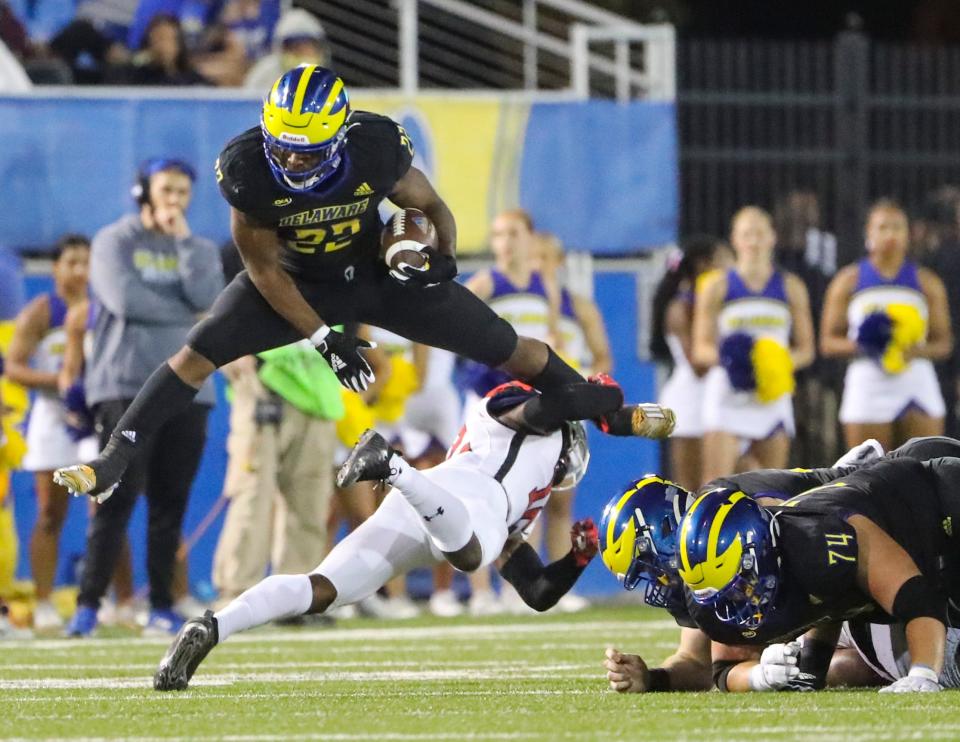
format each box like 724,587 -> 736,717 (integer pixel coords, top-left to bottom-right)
380,208 -> 438,274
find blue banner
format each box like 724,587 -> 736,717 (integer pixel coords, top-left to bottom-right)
0,94 -> 677,254
520,101 -> 678,253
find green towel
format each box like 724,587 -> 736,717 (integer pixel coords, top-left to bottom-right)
256,340 -> 345,420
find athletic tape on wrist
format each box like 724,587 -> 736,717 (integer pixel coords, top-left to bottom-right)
908,664 -> 939,683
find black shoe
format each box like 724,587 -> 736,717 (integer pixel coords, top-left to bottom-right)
153,609 -> 219,691
336,429 -> 398,487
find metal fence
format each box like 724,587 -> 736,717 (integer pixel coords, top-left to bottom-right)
679,31 -> 960,265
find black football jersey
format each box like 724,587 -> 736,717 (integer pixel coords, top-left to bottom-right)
215,111 -> 415,280
701,467 -> 846,502
886,436 -> 960,462
679,457 -> 957,645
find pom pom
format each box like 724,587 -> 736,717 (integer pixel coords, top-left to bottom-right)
719,332 -> 756,392
335,390 -> 376,448
857,311 -> 893,359
888,303 -> 925,349
752,338 -> 795,403
371,356 -> 419,423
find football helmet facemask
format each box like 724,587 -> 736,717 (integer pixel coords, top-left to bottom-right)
599,475 -> 693,611
261,64 -> 350,192
677,488 -> 781,630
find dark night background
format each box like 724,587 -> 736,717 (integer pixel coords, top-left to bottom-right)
596,0 -> 960,42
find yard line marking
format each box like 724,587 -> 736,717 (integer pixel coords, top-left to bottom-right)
0,667 -> 599,690
1,619 -> 673,652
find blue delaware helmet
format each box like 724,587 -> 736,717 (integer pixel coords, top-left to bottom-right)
676,488 -> 781,630
599,475 -> 693,610
261,64 -> 350,192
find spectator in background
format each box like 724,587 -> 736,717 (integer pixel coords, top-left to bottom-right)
649,234 -> 732,490
211,243 -> 340,616
193,0 -> 278,86
4,236 -> 91,632
0,353 -> 31,640
64,158 -> 223,637
693,206 -> 815,482
530,231 -> 611,613
128,0 -> 220,51
913,187 -> 960,437
58,297 -> 139,628
243,7 -> 327,91
115,13 -> 208,84
821,199 -> 953,451
462,209 -> 558,616
49,19 -> 130,85
773,189 -> 840,465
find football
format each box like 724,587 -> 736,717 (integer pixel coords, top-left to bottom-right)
380,208 -> 437,272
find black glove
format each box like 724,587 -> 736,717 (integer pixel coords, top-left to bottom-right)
314,329 -> 376,392
395,247 -> 458,286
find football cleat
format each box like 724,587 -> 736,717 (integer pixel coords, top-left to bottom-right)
154,610 -> 219,691
596,404 -> 676,439
53,464 -> 118,504
336,429 -> 399,488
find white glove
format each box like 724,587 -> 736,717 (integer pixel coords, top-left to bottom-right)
749,642 -> 801,691
880,665 -> 941,693
832,438 -> 884,468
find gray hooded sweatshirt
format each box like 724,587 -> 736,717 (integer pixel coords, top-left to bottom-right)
86,214 -> 224,407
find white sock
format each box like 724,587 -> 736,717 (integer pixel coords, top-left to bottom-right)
214,574 -> 312,642
391,457 -> 474,552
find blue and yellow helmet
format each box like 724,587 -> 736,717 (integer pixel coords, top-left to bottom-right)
599,475 -> 692,610
676,488 -> 781,629
261,64 -> 350,192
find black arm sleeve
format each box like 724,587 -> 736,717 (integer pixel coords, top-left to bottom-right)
498,543 -> 586,612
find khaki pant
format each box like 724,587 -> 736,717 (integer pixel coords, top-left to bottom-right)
213,372 -> 335,600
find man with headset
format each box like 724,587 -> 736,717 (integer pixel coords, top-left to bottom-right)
66,158 -> 223,637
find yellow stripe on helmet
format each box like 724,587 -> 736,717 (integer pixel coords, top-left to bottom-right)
291,64 -> 318,116
604,475 -> 663,549
318,78 -> 345,118
707,490 -> 745,561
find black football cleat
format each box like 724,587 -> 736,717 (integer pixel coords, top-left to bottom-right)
336,429 -> 398,488
153,610 -> 219,691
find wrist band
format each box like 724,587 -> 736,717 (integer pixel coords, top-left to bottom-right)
309,325 -> 331,346
648,668 -> 671,692
908,664 -> 939,683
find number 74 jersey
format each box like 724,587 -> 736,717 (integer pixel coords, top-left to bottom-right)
215,111 -> 414,280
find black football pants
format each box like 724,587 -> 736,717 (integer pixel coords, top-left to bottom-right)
77,400 -> 209,611
188,266 -> 519,369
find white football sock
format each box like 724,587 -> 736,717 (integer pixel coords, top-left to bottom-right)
214,574 -> 312,642
391,456 -> 474,553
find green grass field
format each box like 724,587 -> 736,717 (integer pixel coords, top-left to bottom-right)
2,604 -> 958,741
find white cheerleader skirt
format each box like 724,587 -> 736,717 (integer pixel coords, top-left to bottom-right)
659,365 -> 707,438
702,366 -> 795,440
839,357 -> 945,425
22,395 -> 82,472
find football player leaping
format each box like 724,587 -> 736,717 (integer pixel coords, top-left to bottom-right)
154,382 -> 600,691
599,435 -> 960,694
54,64 -> 674,503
